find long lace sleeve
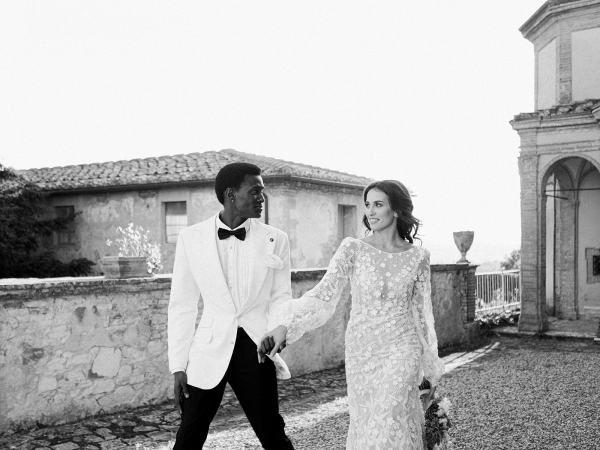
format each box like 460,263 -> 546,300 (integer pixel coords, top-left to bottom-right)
268,237 -> 356,344
411,249 -> 444,386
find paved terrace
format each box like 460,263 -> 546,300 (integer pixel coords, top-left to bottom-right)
2,335 -> 599,450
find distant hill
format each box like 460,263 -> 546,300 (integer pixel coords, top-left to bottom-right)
475,260 -> 502,273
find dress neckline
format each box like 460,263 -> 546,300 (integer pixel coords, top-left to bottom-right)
354,238 -> 417,255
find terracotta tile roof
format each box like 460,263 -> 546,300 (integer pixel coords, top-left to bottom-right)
18,149 -> 372,192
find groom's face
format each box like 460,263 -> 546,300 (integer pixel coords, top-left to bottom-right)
232,174 -> 265,219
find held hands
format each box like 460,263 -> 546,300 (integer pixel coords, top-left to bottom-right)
173,371 -> 189,415
257,325 -> 288,363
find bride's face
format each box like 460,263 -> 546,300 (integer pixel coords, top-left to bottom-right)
364,188 -> 397,232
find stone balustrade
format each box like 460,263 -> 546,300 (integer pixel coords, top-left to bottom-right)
0,264 -> 477,434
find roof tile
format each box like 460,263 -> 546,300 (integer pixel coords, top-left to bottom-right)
18,149 -> 372,192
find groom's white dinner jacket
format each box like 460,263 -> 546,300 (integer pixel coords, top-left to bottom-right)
168,213 -> 292,390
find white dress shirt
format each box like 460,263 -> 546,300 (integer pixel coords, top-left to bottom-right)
215,214 -> 252,312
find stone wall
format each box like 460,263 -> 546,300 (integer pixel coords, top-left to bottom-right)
0,276 -> 172,434
0,264 -> 476,434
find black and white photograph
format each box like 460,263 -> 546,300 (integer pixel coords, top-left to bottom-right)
1,1 -> 600,449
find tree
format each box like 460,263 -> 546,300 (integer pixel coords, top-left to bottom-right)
0,163 -> 94,278
500,249 -> 521,271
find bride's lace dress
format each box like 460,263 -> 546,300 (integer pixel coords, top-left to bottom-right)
270,237 -> 444,450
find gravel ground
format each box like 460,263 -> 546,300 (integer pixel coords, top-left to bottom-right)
204,336 -> 600,450
441,336 -> 600,450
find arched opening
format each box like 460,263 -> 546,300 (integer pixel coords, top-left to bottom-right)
541,156 -> 600,320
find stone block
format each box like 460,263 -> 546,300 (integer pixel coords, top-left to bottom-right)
64,369 -> 85,383
116,364 -> 132,380
129,373 -> 145,384
90,347 -> 121,378
46,358 -> 66,372
121,346 -> 145,361
21,345 -> 45,365
113,385 -> 135,399
52,443 -> 80,450
86,379 -> 115,395
70,353 -> 91,366
147,340 -> 164,355
38,376 -> 57,392
96,427 -> 116,439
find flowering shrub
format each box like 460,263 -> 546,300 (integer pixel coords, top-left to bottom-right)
106,223 -> 163,274
475,309 -> 520,330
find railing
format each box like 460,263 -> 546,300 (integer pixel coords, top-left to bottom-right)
475,269 -> 521,314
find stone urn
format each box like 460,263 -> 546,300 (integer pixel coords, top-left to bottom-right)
453,231 -> 474,264
101,256 -> 151,279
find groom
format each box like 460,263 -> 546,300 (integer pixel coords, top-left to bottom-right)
168,162 -> 295,449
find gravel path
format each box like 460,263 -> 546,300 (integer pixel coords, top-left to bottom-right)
2,335 -> 599,449
204,336 -> 600,450
441,336 -> 600,450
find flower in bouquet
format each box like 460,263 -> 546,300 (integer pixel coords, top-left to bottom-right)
419,380 -> 452,450
106,223 -> 163,274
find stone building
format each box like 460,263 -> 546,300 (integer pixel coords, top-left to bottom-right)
20,149 -> 371,273
511,0 -> 600,332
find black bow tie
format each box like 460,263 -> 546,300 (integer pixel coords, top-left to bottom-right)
218,227 -> 246,241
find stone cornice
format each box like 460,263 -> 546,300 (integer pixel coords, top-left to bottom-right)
520,0 -> 600,40
511,100 -> 600,130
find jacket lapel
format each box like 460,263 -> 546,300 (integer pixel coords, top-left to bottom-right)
187,214 -> 237,313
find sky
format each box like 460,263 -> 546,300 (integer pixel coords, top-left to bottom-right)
0,1 -> 545,264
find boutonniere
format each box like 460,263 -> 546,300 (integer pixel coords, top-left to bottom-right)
265,234 -> 284,269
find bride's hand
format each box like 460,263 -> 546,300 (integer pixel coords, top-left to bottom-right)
258,325 -> 288,360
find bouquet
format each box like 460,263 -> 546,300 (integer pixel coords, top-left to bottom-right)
419,379 -> 452,450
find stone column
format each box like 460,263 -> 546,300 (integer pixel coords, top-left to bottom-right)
518,153 -> 548,332
555,189 -> 578,318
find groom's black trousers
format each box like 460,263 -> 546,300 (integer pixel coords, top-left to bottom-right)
173,327 -> 294,450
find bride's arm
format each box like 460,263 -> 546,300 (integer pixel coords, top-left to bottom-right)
266,237 -> 356,346
411,249 -> 444,387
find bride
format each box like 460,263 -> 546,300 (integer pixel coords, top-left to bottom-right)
260,180 -> 444,449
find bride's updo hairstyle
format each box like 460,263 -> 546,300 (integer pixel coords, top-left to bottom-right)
362,180 -> 421,243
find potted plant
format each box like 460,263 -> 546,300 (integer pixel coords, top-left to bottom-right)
102,223 -> 163,279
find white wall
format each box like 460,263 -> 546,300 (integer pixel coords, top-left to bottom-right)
572,27 -> 600,102
537,38 -> 556,110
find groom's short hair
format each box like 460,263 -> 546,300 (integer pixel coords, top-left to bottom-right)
215,162 -> 262,204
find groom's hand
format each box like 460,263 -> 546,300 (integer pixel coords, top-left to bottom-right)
259,325 -> 288,360
173,371 -> 189,415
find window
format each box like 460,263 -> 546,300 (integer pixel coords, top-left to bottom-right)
585,248 -> 600,283
55,206 -> 75,245
338,205 -> 357,239
164,201 -> 187,243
